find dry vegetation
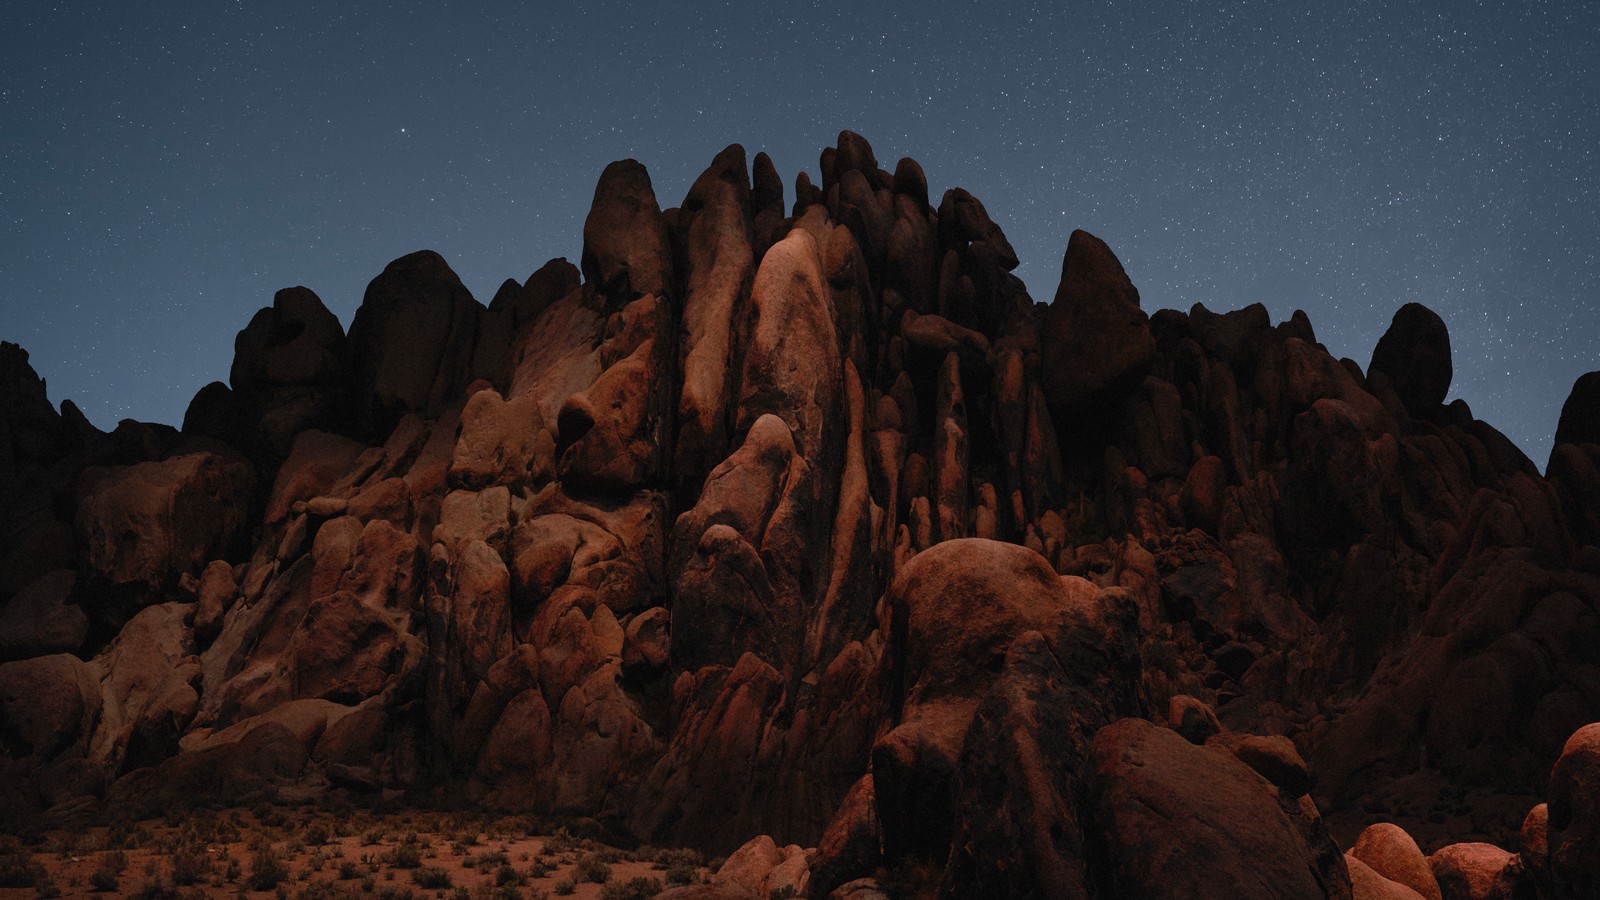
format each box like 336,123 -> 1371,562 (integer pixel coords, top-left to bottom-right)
0,805 -> 707,899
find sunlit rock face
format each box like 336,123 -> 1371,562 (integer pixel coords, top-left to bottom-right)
3,131 -> 1597,896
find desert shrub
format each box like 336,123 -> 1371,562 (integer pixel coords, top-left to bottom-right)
132,876 -> 179,899
473,849 -> 509,869
552,879 -> 575,896
540,832 -> 581,856
0,840 -> 44,887
528,858 -> 555,878
292,882 -> 364,900
600,877 -> 662,900
89,861 -> 119,893
768,886 -> 797,900
33,870 -> 61,898
170,843 -> 213,885
653,848 -> 701,870
573,852 -> 610,884
411,866 -> 451,889
664,863 -> 696,886
388,835 -> 423,869
248,845 -> 290,891
305,822 -> 331,846
496,864 -> 524,887
337,860 -> 362,880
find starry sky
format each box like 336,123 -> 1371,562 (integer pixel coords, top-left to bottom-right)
3,1 -> 1595,468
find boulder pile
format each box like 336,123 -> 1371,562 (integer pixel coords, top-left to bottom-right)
3,132 -> 1598,897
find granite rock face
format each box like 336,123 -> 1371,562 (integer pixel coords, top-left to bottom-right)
3,131 -> 1598,896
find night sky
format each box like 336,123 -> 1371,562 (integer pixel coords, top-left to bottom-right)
3,2 -> 1595,469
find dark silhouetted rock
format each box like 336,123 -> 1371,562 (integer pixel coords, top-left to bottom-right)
1369,303 -> 1453,419
1553,371 -> 1600,448
1040,229 -> 1154,419
0,570 -> 85,661
346,250 -> 483,435
582,159 -> 672,305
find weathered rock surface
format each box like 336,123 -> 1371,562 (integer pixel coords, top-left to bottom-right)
1088,717 -> 1351,899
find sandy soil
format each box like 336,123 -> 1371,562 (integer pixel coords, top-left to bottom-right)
0,806 -> 710,899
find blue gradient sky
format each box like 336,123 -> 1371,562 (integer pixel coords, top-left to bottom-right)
3,1 -> 1595,467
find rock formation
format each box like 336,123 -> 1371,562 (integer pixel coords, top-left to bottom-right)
2,132 -> 1598,898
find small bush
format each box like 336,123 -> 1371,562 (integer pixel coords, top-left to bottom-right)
305,822 -> 331,846
768,886 -> 798,900
540,832 -> 581,856
654,847 -> 701,869
474,849 -> 509,868
89,862 -> 119,893
411,866 -> 451,889
0,840 -> 44,888
388,839 -> 423,870
664,863 -> 696,886
170,843 -> 212,886
338,860 -> 362,880
600,877 -> 662,900
528,858 -> 555,879
248,845 -> 290,891
496,864 -> 524,887
573,852 -> 610,884
133,876 -> 179,899
552,879 -> 575,896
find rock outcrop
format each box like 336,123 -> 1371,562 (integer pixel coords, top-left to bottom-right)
2,131 -> 1597,897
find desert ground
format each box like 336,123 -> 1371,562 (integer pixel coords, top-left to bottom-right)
0,805 -> 710,899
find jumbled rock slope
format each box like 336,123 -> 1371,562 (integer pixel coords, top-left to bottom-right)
3,131 -> 1599,897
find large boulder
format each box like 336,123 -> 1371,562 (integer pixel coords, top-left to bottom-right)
1039,229 -> 1154,419
675,144 -> 755,492
76,451 -> 254,592
0,570 -> 86,661
1553,371 -> 1600,448
1547,722 -> 1600,896
1369,303 -> 1453,419
345,250 -> 483,435
581,159 -> 672,305
225,286 -> 348,453
736,227 -> 842,476
1086,717 -> 1351,900
1352,823 -> 1443,900
874,538 -> 1141,888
